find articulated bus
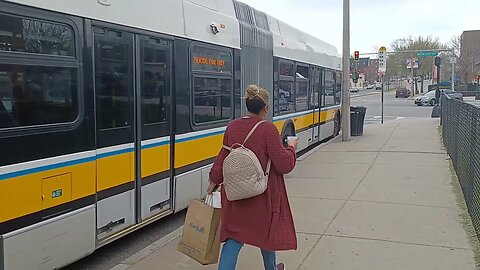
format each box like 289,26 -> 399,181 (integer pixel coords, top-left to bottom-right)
0,0 -> 341,269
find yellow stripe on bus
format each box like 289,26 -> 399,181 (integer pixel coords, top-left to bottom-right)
97,152 -> 134,192
141,145 -> 170,178
174,133 -> 224,169
0,162 -> 95,223
0,108 -> 339,224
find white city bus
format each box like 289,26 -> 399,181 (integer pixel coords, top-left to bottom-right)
0,0 -> 341,269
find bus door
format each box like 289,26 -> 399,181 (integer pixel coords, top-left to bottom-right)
309,66 -> 321,144
135,35 -> 172,222
93,26 -> 172,241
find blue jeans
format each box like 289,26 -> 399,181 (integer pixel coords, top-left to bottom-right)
218,239 -> 276,270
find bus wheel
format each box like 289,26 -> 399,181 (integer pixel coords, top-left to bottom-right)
281,121 -> 296,147
334,113 -> 341,136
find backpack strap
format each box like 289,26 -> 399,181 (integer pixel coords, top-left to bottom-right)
244,120 -> 271,177
222,121 -> 266,151
242,120 -> 266,145
265,159 -> 271,176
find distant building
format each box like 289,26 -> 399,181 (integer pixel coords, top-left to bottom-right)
365,59 -> 379,84
460,30 -> 480,83
350,57 -> 369,74
350,57 -> 378,85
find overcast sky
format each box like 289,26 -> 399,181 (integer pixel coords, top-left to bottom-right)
240,0 -> 480,56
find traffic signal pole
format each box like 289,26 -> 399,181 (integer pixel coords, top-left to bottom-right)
341,0 -> 350,142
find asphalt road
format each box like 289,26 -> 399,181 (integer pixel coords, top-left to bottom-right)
63,210 -> 186,270
63,87 -> 433,270
352,89 -> 433,125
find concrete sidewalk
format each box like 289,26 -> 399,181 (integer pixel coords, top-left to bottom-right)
112,118 -> 476,270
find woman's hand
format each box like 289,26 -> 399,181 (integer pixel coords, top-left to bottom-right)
207,182 -> 218,194
287,138 -> 298,150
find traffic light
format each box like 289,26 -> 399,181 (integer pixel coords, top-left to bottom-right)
354,51 -> 359,61
352,71 -> 359,83
434,56 -> 441,67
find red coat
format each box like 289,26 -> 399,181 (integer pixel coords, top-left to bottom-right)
209,116 -> 297,251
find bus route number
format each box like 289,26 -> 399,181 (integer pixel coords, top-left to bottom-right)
193,56 -> 225,67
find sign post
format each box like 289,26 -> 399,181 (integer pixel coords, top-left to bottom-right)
450,57 -> 456,92
378,46 -> 387,124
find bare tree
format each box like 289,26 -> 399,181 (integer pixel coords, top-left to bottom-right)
386,36 -> 446,82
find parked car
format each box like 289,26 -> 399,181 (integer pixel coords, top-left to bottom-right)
350,87 -> 359,93
395,88 -> 411,98
443,89 -> 464,101
366,84 -> 374,89
415,90 -> 463,106
375,82 -> 382,90
279,88 -> 290,99
415,90 -> 438,106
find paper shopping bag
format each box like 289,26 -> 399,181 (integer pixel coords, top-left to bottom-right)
177,198 -> 221,265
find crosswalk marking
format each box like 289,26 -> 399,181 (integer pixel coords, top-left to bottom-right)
364,116 -> 407,125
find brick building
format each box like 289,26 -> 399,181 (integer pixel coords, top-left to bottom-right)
460,30 -> 480,83
365,59 -> 379,84
350,57 -> 379,85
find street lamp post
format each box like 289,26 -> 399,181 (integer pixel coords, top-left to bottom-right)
341,0 -> 350,141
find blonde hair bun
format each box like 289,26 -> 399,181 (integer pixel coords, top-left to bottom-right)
245,85 -> 260,100
244,85 -> 269,104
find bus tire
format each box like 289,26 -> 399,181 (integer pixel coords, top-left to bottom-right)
281,120 -> 296,147
334,112 -> 341,136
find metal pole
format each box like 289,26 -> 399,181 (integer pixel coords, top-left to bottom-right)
359,48 -> 451,56
341,0 -> 350,141
410,54 -> 415,97
436,63 -> 441,104
421,74 -> 424,93
381,76 -> 384,124
451,59 -> 455,92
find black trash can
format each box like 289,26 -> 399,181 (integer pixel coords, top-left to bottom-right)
350,106 -> 367,136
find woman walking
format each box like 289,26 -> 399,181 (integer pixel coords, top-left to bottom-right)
208,85 -> 298,270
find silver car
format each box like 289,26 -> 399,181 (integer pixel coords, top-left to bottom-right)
415,90 -> 437,106
415,90 -> 463,106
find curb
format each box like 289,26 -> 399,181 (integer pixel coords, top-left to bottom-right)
350,92 -> 379,99
110,135 -> 341,269
297,133 -> 340,161
110,226 -> 184,270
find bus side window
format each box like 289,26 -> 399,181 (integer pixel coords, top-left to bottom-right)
0,13 -> 79,130
324,70 -> 335,106
190,43 -> 233,127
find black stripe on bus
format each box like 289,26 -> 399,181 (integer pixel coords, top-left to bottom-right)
295,119 -> 334,133
0,195 -> 95,235
142,171 -> 171,186
296,126 -> 312,133
97,182 -> 135,201
174,157 -> 216,176
319,119 -> 335,125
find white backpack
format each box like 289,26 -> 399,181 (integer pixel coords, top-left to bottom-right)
222,120 -> 271,201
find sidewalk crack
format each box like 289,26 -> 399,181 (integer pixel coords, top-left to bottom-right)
347,199 -> 458,209
324,234 -> 472,251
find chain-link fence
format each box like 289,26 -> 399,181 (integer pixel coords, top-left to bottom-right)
442,94 -> 480,236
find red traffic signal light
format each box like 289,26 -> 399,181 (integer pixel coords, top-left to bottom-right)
354,51 -> 359,61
